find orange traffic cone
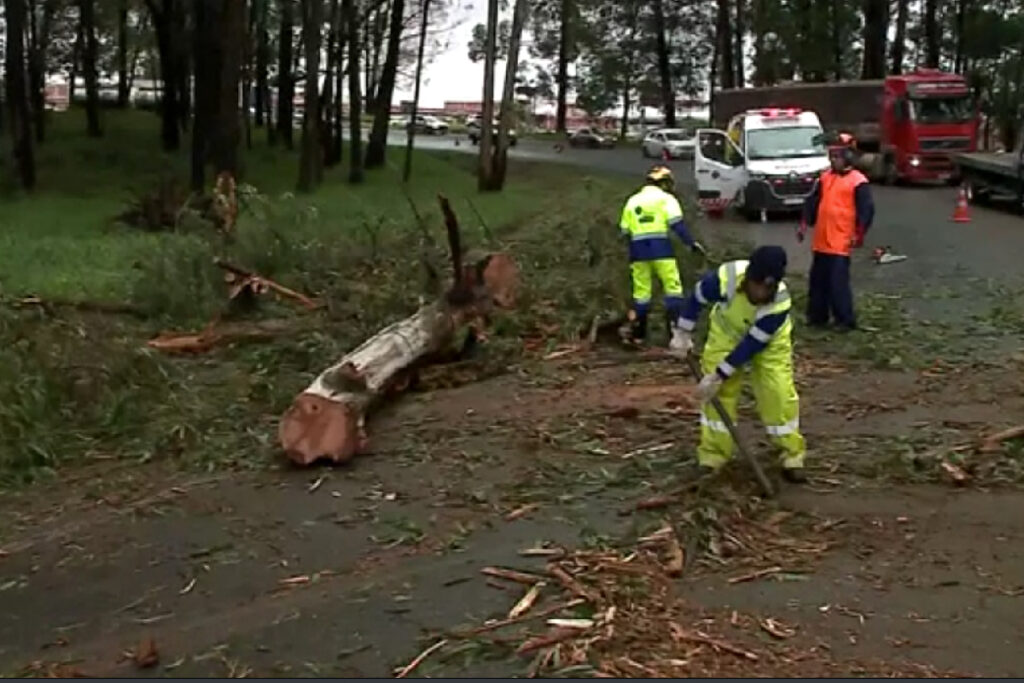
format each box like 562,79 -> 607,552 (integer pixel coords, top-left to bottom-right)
951,186 -> 971,223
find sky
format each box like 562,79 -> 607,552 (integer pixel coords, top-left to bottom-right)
393,1 -> 512,108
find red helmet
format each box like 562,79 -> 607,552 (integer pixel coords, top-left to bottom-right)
828,132 -> 857,165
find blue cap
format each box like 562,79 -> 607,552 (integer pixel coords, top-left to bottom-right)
747,246 -> 787,284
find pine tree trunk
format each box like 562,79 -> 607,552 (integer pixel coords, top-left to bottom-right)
297,0 -> 323,191
80,0 -> 102,137
365,0 -> 406,168
148,0 -> 181,150
213,0 -> 244,176
717,0 -> 735,90
861,0 -> 888,79
477,0 -> 499,190
343,0 -> 364,183
923,0 -> 940,68
5,0 -> 37,189
402,0 -> 431,182
276,0 -> 295,149
331,26 -> 345,166
890,0 -> 908,74
320,0 -> 340,166
555,0 -> 569,133
733,0 -> 745,88
492,0 -> 526,190
255,0 -> 270,127
190,0 -> 216,190
118,0 -> 130,107
953,0 -> 966,74
653,0 -> 675,126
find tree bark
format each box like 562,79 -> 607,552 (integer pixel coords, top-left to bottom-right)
365,0 -> 406,168
320,0 -> 340,166
708,15 -> 719,124
733,0 -> 745,88
829,0 -> 842,81
890,0 -> 908,75
298,0 -> 324,191
276,0 -> 295,148
860,0 -> 888,79
4,0 -> 37,189
555,0 -> 569,132
69,22 -> 82,105
953,0 -> 967,74
28,0 -> 56,143
148,0 -> 181,150
923,0 -> 940,68
80,0 -> 102,137
255,0 -> 270,127
331,24 -> 346,166
365,1 -> 389,114
402,0 -> 430,182
243,0 -> 255,149
653,0 -> 675,127
477,0 -> 499,190
717,0 -> 735,90
212,0 -> 245,176
344,0 -> 364,183
118,0 -> 131,107
492,0 -> 527,190
190,0 -> 216,190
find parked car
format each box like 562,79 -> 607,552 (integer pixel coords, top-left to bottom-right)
466,116 -> 518,146
568,128 -> 616,149
642,128 -> 697,159
406,114 -> 449,135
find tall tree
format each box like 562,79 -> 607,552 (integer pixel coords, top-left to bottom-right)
477,0 -> 498,190
330,12 -> 346,167
924,0 -> 940,68
861,0 -> 888,78
213,0 -> 245,176
733,0 -> 745,87
555,0 -> 570,132
146,0 -> 183,150
190,0 -> 216,190
80,0 -> 102,136
402,0 -> 431,182
297,0 -> 323,191
276,0 -> 295,148
891,0 -> 909,74
492,0 -> 527,189
117,0 -> 131,107
28,0 -> 57,143
5,0 -> 37,189
365,0 -> 406,168
717,0 -> 735,89
653,0 -> 675,126
254,0 -> 271,128
343,0 -> 364,183
320,0 -> 340,166
953,0 -> 968,73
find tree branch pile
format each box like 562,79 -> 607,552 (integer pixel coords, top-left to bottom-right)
277,195 -> 519,466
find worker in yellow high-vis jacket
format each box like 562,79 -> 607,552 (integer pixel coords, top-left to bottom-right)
672,245 -> 807,483
618,165 -> 706,347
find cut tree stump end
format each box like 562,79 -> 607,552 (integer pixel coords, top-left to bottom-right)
278,394 -> 367,466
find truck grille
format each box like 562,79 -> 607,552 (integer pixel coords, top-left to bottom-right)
919,137 -> 971,152
768,174 -> 816,197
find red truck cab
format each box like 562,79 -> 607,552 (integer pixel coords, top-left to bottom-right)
881,69 -> 978,183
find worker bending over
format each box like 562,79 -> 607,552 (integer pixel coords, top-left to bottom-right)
673,246 -> 807,483
798,132 -> 875,331
618,165 -> 705,348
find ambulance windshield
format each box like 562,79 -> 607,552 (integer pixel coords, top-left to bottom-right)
746,126 -> 826,161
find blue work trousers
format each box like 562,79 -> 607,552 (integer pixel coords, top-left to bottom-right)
807,252 -> 855,329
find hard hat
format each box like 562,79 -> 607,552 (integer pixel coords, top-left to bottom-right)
646,165 -> 674,189
828,131 -> 857,165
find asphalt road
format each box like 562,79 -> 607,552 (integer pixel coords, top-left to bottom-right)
399,131 -> 1024,299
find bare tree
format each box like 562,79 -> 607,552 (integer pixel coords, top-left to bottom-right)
298,0 -> 324,191
365,0 -> 406,168
402,0 -> 431,182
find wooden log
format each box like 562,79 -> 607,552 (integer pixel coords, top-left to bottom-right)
277,250 -> 519,466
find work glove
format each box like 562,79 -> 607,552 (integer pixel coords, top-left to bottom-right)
691,241 -> 707,258
696,372 -> 723,403
795,222 -> 807,244
669,328 -> 693,356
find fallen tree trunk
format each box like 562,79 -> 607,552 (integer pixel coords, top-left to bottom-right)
278,196 -> 518,466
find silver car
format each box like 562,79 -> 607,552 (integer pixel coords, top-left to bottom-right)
642,128 -> 697,159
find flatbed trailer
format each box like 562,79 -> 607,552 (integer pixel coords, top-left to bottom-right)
955,124 -> 1023,213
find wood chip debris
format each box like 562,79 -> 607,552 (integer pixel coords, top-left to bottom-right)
393,638 -> 448,678
508,583 -> 544,619
505,503 -> 539,521
727,566 -> 782,584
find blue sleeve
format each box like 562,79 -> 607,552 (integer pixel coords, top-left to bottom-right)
668,217 -> 696,248
677,270 -> 722,331
716,310 -> 790,379
802,180 -> 821,226
854,183 -> 874,232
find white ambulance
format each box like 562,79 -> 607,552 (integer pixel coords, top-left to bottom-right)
694,107 -> 830,220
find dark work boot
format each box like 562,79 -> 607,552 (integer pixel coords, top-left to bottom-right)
781,467 -> 807,484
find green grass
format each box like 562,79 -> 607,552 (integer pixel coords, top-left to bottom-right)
0,108 -> 646,486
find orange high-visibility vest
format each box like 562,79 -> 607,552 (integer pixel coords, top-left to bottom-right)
813,169 -> 868,257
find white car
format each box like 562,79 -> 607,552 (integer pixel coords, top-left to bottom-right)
642,129 -> 697,159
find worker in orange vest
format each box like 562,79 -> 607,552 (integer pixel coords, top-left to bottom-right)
797,133 -> 875,331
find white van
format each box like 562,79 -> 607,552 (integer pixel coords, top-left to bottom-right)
694,108 -> 830,220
